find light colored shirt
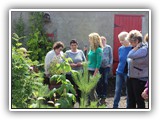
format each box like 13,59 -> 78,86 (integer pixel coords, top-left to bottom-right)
65,49 -> 86,71
101,44 -> 113,68
44,50 -> 63,75
127,43 -> 148,81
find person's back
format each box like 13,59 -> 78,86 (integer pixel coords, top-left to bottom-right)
88,47 -> 103,70
101,44 -> 113,68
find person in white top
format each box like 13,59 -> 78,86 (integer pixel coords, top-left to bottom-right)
44,41 -> 64,77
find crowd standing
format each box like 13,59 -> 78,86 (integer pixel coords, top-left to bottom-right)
44,30 -> 149,109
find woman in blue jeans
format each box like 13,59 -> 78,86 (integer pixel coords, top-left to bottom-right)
113,31 -> 132,108
96,36 -> 113,99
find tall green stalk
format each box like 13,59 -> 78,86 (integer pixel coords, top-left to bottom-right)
72,62 -> 101,108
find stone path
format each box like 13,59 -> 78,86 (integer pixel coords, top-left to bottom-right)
104,96 -> 149,108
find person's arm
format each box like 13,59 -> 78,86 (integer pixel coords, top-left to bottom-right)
108,46 -> 113,67
81,50 -> 87,62
65,51 -> 77,67
94,48 -> 102,76
145,81 -> 149,95
141,81 -> 149,99
70,63 -> 78,67
93,68 -> 99,76
76,50 -> 87,67
127,46 -> 147,59
64,51 -> 69,58
141,88 -> 148,100
44,51 -> 55,75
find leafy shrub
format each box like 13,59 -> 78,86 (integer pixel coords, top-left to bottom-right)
11,33 -> 51,108
47,56 -> 76,108
72,62 -> 101,108
27,12 -> 53,64
12,12 -> 25,47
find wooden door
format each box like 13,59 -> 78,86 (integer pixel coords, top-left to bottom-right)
113,14 -> 142,75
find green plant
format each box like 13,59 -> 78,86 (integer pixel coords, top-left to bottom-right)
48,55 -> 72,75
47,56 -> 76,108
71,62 -> 101,108
27,12 -> 53,64
12,12 -> 25,46
12,33 -> 51,108
12,33 -> 35,108
86,101 -> 106,108
49,75 -> 76,108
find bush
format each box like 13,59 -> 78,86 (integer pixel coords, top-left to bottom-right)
11,33 -> 51,108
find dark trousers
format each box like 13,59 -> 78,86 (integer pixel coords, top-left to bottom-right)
127,77 -> 146,108
66,73 -> 81,102
96,67 -> 110,98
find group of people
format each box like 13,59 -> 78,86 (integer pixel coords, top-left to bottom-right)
44,30 -> 149,109
113,30 -> 149,108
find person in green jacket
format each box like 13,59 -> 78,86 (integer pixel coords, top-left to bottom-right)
88,32 -> 103,101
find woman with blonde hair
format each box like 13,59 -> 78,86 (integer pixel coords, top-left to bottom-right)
88,32 -> 103,101
113,31 -> 132,108
144,33 -> 149,47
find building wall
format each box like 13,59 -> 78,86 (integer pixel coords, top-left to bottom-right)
11,10 -> 149,50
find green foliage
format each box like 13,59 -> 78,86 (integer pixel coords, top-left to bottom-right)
12,33 -> 34,108
86,101 -> 106,108
55,93 -> 76,108
12,33 -> 52,108
48,55 -> 73,75
12,12 -> 25,46
48,75 -> 76,108
47,56 -> 76,108
26,12 -> 53,64
72,62 -> 101,108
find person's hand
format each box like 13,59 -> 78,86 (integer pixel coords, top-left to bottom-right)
70,63 -> 77,67
76,62 -> 82,67
107,64 -> 111,67
93,68 -> 99,76
133,43 -> 141,51
136,43 -> 142,48
141,89 -> 148,100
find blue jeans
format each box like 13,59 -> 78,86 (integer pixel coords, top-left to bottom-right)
96,67 -> 110,98
113,73 -> 128,108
